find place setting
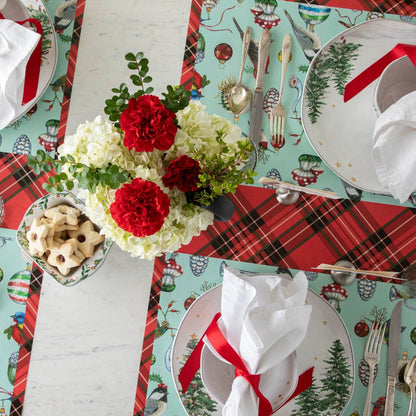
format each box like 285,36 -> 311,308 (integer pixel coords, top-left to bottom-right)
302,17 -> 416,204
0,0 -> 57,130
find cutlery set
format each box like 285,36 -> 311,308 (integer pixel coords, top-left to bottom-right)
228,27 -> 291,148
363,301 -> 415,416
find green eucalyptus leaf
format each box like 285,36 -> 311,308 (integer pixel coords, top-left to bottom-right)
127,62 -> 139,70
65,181 -> 74,190
125,52 -> 136,61
31,165 -> 41,175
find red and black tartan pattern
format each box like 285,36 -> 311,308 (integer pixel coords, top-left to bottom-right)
180,186 -> 416,282
0,153 -> 50,229
57,0 -> 86,147
133,258 -> 164,416
284,0 -> 416,16
180,0 -> 203,91
9,266 -> 43,416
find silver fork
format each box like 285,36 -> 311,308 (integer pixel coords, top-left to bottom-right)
270,33 -> 291,149
363,321 -> 387,416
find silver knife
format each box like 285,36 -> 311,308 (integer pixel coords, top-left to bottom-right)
385,301 -> 403,416
249,28 -> 271,146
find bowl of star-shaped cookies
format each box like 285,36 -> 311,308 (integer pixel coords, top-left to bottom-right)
16,192 -> 113,286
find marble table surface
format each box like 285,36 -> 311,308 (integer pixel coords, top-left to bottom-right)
22,0 -> 191,414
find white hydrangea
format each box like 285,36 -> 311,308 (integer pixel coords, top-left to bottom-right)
168,100 -> 246,163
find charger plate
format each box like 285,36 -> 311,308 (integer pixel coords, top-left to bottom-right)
171,274 -> 355,415
301,19 -> 416,194
2,0 -> 57,127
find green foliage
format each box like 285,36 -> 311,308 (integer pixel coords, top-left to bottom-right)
305,54 -> 331,124
27,149 -> 129,194
104,52 -> 154,126
306,40 -> 362,123
148,373 -> 164,384
103,52 -> 208,127
187,131 -> 256,207
326,42 -> 361,95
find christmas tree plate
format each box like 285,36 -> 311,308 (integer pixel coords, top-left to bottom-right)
301,19 -> 416,195
171,273 -> 355,415
4,0 -> 58,127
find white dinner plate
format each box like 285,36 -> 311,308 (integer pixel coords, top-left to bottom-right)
171,275 -> 355,415
301,19 -> 416,194
1,0 -> 57,127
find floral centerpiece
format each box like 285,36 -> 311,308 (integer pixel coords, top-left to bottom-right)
28,52 -> 256,260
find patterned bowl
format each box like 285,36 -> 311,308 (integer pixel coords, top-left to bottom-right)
16,192 -> 113,286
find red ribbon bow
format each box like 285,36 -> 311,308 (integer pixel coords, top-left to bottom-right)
344,43 -> 416,102
0,13 -> 43,105
179,312 -> 314,416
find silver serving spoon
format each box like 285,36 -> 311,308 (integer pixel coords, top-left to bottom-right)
228,26 -> 252,119
405,356 -> 416,416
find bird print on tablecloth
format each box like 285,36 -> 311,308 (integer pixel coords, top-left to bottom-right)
284,10 -> 322,62
54,0 -> 77,33
3,312 -> 25,345
144,383 -> 168,416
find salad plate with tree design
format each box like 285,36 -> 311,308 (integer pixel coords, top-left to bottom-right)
301,19 -> 416,195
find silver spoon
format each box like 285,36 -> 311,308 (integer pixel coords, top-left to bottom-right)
228,26 -> 252,119
405,355 -> 416,416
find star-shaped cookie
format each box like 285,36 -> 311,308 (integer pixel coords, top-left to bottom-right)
68,220 -> 105,257
44,204 -> 81,226
47,238 -> 85,276
26,217 -> 55,256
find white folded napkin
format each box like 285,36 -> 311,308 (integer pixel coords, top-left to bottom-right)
0,18 -> 41,130
373,90 -> 416,203
208,267 -> 312,416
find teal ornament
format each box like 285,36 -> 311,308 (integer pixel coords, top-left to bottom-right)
298,4 -> 331,30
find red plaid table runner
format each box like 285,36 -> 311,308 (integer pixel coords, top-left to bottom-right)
180,186 -> 416,278
135,0 -> 416,414
0,2 -> 86,415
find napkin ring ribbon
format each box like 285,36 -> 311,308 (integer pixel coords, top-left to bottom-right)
344,43 -> 416,102
179,312 -> 314,416
0,13 -> 43,105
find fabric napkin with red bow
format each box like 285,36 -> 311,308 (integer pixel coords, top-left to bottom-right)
0,17 -> 41,129
178,267 -> 313,416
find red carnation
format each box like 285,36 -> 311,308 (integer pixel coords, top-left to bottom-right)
162,155 -> 202,193
120,95 -> 177,152
110,178 -> 170,237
